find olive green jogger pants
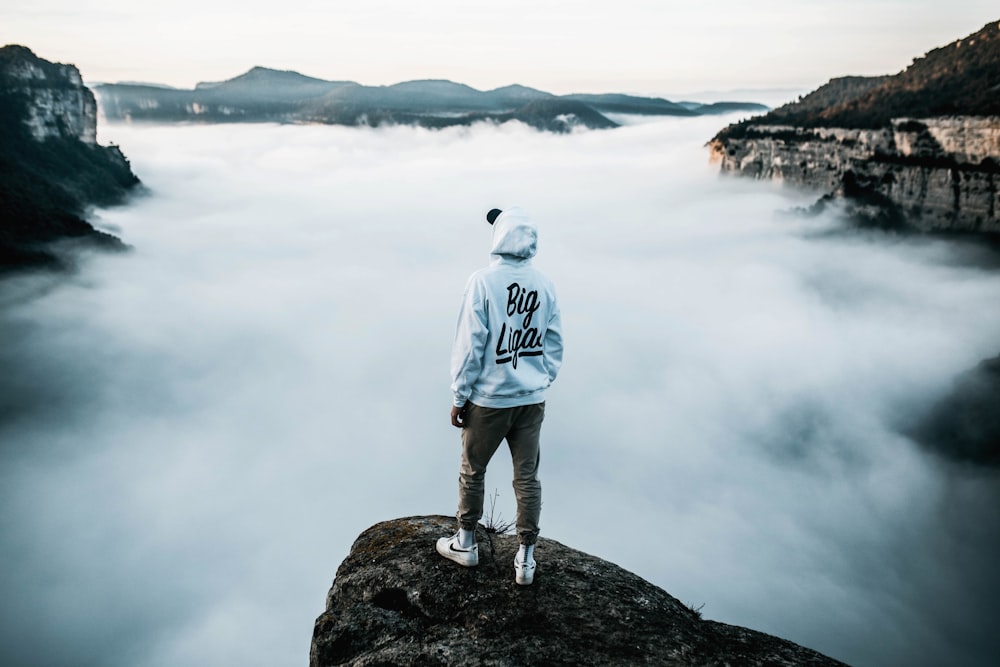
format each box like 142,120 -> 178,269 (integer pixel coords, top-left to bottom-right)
457,402 -> 545,545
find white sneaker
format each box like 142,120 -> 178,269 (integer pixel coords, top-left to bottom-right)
514,554 -> 536,585
436,533 -> 479,567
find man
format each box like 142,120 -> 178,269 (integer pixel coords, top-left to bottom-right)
437,206 -> 563,586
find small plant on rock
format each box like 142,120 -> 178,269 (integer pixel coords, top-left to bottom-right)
480,489 -> 515,535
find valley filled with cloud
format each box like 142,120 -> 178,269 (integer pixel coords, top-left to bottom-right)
1,115 -> 999,666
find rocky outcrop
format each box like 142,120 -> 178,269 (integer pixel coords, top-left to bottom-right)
709,20 -> 1000,233
310,516 -> 845,667
709,117 -> 1000,232
1,45 -> 138,270
910,353 -> 1000,466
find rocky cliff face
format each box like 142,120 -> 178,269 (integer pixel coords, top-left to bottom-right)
310,516 -> 845,667
0,44 -> 98,144
1,45 -> 138,270
709,20 -> 1000,234
709,116 -> 1000,232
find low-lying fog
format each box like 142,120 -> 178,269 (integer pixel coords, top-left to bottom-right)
2,115 -> 999,666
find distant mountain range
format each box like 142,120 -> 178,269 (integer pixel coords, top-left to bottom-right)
94,68 -> 768,132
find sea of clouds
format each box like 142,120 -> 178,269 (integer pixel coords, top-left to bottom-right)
1,115 -> 999,666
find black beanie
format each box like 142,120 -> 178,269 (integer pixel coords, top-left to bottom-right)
486,208 -> 502,225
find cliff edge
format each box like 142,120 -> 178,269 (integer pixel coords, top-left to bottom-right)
310,515 -> 845,667
0,45 -> 139,270
709,20 -> 1000,234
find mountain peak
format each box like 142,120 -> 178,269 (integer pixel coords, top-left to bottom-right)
0,44 -> 38,59
236,65 -> 322,81
385,79 -> 480,94
195,66 -> 341,91
489,83 -> 548,94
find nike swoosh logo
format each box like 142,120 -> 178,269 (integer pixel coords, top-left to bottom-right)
449,544 -> 472,553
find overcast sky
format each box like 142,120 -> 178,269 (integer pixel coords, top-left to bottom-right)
1,0 -> 997,96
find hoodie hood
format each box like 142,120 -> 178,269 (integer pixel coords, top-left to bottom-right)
490,207 -> 537,260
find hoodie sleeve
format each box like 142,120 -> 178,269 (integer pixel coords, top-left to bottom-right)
544,298 -> 564,384
450,276 -> 489,407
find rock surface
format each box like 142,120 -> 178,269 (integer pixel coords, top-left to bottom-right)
310,516 -> 845,667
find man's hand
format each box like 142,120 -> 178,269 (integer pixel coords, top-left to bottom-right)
451,404 -> 467,428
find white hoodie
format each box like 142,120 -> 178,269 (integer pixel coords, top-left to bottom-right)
450,208 -> 564,408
